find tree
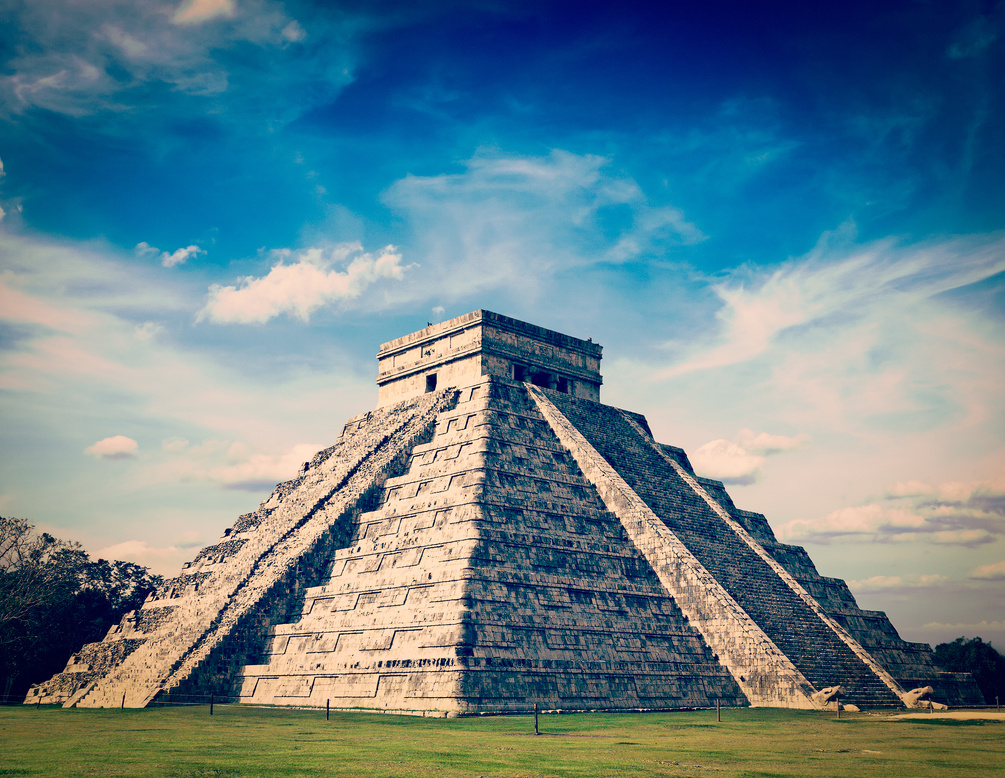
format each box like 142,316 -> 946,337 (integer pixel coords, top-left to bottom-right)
0,517 -> 162,701
0,518 -> 78,632
934,637 -> 1005,706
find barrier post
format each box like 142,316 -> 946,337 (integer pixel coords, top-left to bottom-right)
210,695 -> 214,716
327,699 -> 330,721
716,698 -> 720,722
534,703 -> 539,736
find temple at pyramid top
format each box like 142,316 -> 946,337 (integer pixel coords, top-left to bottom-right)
376,309 -> 603,406
28,309 -> 984,714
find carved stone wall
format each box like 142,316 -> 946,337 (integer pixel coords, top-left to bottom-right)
26,312 -> 982,711
237,380 -> 742,714
26,392 -> 455,707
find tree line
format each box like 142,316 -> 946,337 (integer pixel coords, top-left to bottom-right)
0,516 -> 162,701
933,636 -> 1005,706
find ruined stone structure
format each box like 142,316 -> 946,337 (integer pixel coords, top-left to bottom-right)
27,311 -> 982,713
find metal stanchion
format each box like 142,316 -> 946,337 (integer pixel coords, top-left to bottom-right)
326,699 -> 330,721
534,703 -> 539,736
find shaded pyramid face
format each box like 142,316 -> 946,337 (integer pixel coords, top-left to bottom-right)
27,311 -> 984,712
25,392 -> 456,709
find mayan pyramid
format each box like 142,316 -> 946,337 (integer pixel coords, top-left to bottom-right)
27,310 -> 982,713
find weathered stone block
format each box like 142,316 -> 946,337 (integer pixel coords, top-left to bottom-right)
27,311 -> 982,712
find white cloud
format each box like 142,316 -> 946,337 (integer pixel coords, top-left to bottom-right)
777,469 -> 1005,545
691,428 -> 809,484
848,574 -> 949,591
155,436 -> 320,490
135,241 -> 205,267
735,428 -> 810,455
172,0 -> 236,25
779,503 -> 926,541
971,560 -> 1005,580
281,20 -> 306,43
198,242 -> 407,324
162,244 -> 204,267
101,24 -> 149,60
0,229 -> 365,459
162,436 -> 190,453
94,539 -> 188,575
85,435 -> 139,459
207,442 -> 319,489
95,527 -> 212,575
134,321 -> 164,341
929,529 -> 994,545
886,480 -> 937,498
691,440 -> 764,485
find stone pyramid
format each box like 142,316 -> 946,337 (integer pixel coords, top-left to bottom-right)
27,310 -> 982,713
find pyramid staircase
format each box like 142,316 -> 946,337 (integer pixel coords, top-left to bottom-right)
27,310 -> 983,711
235,379 -> 743,713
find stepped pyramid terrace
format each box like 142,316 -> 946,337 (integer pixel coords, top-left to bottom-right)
27,310 -> 983,714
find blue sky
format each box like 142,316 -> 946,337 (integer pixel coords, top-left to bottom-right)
1,0 -> 1004,649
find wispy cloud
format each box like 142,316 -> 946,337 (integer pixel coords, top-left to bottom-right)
777,471 -> 1005,546
382,148 -> 703,302
198,243 -> 408,324
922,619 -> 1005,636
95,533 -> 207,575
946,15 -> 998,60
154,436 -> 321,491
0,0 -> 344,120
848,574 -> 949,591
173,0 -> 236,25
659,228 -> 1005,380
206,442 -> 319,490
95,539 -> 185,570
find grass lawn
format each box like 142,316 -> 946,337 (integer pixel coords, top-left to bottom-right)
0,705 -> 1001,777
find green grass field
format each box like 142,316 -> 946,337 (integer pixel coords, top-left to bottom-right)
1,705 -> 1001,777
